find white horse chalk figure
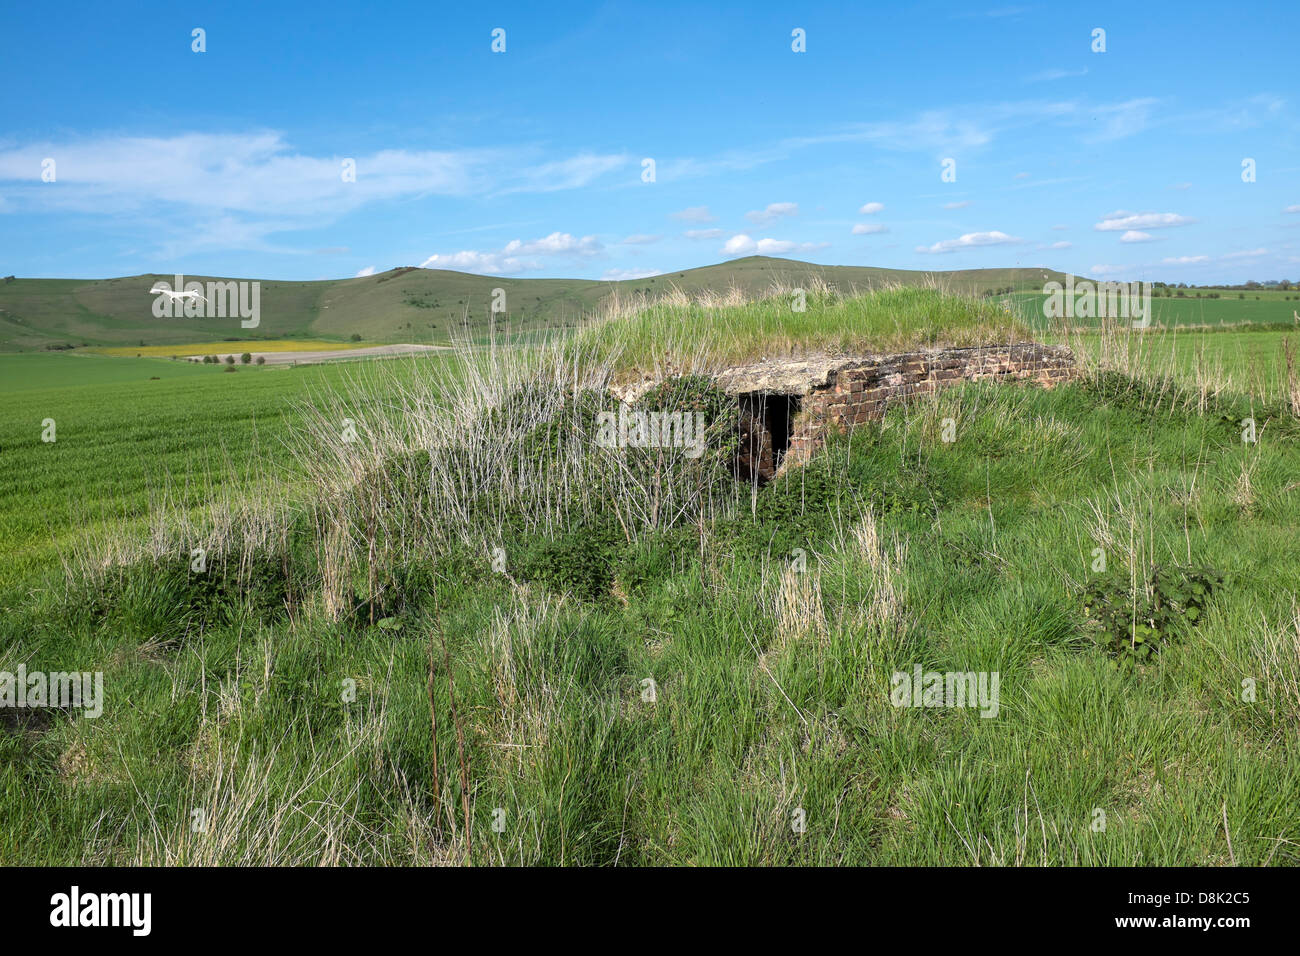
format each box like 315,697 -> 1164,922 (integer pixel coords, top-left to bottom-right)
150,283 -> 207,305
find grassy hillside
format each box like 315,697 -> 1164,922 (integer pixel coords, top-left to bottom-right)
0,258 -> 1071,352
3,289 -> 1296,866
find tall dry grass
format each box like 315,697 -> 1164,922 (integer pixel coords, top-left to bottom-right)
288,326 -> 744,618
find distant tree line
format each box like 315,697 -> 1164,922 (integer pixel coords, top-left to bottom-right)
1153,280 -> 1295,291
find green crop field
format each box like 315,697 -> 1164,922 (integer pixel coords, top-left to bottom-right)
2,285 -> 1298,866
1011,287 -> 1300,331
0,354 -> 434,591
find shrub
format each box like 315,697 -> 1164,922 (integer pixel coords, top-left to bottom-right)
1083,564 -> 1223,670
513,519 -> 627,602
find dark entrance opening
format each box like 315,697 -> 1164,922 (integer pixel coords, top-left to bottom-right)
735,392 -> 800,485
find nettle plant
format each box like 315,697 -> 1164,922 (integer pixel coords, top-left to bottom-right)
1082,563 -> 1223,670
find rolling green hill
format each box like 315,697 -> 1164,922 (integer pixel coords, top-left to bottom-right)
0,258 -> 1072,352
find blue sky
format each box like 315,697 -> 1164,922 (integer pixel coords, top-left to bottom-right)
1,0 -> 1297,283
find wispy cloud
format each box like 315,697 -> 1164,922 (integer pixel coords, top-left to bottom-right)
1024,67 -> 1089,83
1079,98 -> 1159,142
496,153 -> 631,195
0,132 -> 628,256
776,97 -> 1156,160
670,205 -> 715,223
745,202 -> 799,225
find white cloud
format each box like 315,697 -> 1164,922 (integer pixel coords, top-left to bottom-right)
767,239 -> 827,254
420,250 -> 532,275
1120,230 -> 1159,243
858,202 -> 884,214
670,205 -> 715,223
1285,205 -> 1300,214
684,228 -> 723,240
1162,256 -> 1210,265
916,230 -> 1022,254
602,268 -> 662,281
621,233 -> 662,245
1014,172 -> 1030,180
420,231 -> 603,275
1170,182 -> 1192,190
720,234 -> 827,257
354,266 -> 376,277
721,235 -> 757,256
1051,224 -> 1068,230
944,200 -> 971,209
1095,211 -> 1196,231
1047,240 -> 1072,249
501,232 -> 602,257
745,202 -> 798,225
1090,264 -> 1138,277
852,223 -> 889,235
1221,248 -> 1268,259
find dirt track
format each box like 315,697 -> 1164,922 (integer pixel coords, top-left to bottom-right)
188,343 -> 450,366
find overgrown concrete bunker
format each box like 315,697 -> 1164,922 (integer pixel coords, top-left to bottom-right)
611,342 -> 1078,484
702,343 -> 1079,484
718,342 -> 1078,482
